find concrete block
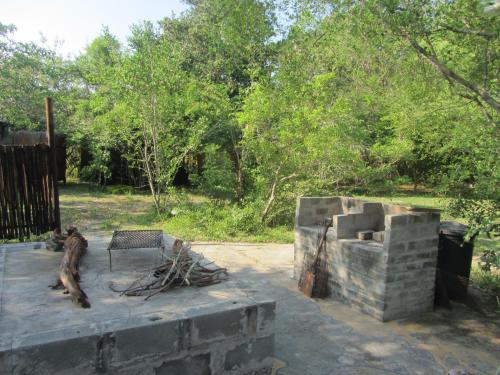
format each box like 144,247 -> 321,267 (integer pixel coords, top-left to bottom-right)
385,228 -> 414,241
362,202 -> 384,215
224,335 -> 274,372
178,319 -> 192,352
408,214 -> 424,224
373,231 -> 384,243
328,280 -> 385,310
404,280 -> 419,289
257,301 -> 275,333
352,213 -> 370,228
328,258 -> 386,280
390,269 -> 431,282
422,259 -> 438,268
385,240 -> 406,252
316,207 -> 328,215
296,197 -> 343,226
0,347 -> 12,374
155,353 -> 211,375
357,230 -> 374,240
335,214 -> 353,238
246,306 -> 258,336
408,238 -> 438,251
387,259 -> 436,272
418,224 -> 439,238
329,267 -> 385,295
415,251 -> 434,260
388,253 -> 412,264
330,288 -> 386,320
1,239 -> 277,375
387,214 -> 408,228
192,308 -> 246,345
11,333 -> 99,375
114,320 -> 179,362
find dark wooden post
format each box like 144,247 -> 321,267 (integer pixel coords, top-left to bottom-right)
45,97 -> 61,230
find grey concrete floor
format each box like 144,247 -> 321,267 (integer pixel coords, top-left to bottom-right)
0,237 -> 264,348
195,242 -> 500,375
1,237 -> 499,375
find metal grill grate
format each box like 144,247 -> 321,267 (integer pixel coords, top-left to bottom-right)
107,230 -> 165,271
108,230 -> 163,250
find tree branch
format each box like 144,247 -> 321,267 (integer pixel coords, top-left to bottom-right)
436,26 -> 497,39
404,35 -> 500,114
459,93 -> 496,124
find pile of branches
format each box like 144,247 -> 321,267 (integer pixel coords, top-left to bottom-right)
110,240 -> 228,300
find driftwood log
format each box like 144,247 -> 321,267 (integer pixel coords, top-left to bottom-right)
49,226 -> 90,308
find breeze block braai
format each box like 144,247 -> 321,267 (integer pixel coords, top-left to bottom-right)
294,197 -> 440,321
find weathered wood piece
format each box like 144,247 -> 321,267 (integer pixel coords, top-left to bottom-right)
50,227 -> 90,308
0,144 -> 59,240
0,98 -> 61,241
45,97 -> 61,230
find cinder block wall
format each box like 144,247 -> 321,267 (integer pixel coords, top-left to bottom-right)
382,212 -> 440,320
3,300 -> 275,375
294,197 -> 440,321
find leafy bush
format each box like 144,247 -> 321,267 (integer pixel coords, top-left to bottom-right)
479,249 -> 500,272
471,264 -> 500,294
190,145 -> 236,200
80,147 -> 112,185
158,200 -> 291,242
447,198 -> 499,241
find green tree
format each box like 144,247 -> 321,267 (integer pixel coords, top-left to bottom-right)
119,22 -> 230,212
0,22 -> 77,131
161,0 -> 277,201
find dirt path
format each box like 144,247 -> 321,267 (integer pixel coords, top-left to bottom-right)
59,184 -> 153,234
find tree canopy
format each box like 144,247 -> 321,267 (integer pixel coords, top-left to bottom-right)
0,0 -> 498,224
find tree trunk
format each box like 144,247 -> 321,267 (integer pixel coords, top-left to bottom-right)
261,162 -> 297,223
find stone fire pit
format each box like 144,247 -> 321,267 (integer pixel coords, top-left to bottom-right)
294,197 -> 440,321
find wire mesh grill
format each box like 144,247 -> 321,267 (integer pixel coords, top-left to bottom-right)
108,230 -> 164,250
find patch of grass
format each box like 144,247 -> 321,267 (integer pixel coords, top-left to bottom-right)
470,263 -> 500,295
354,194 -> 457,221
59,182 -> 153,233
59,183 -> 293,242
474,238 -> 500,255
159,203 -> 293,243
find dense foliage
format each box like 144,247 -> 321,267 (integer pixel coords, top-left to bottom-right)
0,0 -> 498,232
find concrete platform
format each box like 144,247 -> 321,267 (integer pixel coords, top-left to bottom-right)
0,237 -> 275,375
2,236 -> 499,375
